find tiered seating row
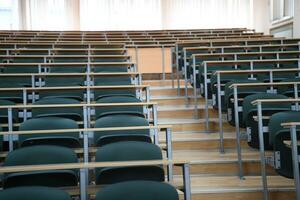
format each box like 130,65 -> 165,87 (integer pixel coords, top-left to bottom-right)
0,28 -> 264,45
175,35 -> 300,200
0,40 -> 191,200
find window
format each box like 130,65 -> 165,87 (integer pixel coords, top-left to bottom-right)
271,0 -> 294,22
0,0 -> 19,30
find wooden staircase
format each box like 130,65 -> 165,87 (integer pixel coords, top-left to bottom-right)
144,79 -> 295,200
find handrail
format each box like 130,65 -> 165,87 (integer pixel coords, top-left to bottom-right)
192,50 -> 300,57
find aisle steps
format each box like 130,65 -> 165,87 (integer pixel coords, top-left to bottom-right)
147,79 -> 296,200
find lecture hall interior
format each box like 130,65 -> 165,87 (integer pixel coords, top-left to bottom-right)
0,0 -> 300,200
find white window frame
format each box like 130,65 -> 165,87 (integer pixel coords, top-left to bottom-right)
271,0 -> 294,24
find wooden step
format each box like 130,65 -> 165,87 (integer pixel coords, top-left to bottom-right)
178,175 -> 295,200
159,132 -> 248,150
169,148 -> 275,176
151,86 -> 194,96
157,105 -> 218,119
152,95 -> 205,106
158,118 -> 236,132
143,79 -> 185,87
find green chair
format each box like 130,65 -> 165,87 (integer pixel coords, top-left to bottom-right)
0,78 -> 31,103
48,65 -> 86,73
93,76 -> 135,99
224,80 -> 266,127
40,65 -> 86,100
210,74 -> 249,111
11,57 -> 44,63
0,99 -> 18,124
0,186 -> 72,200
92,57 -> 128,62
45,65 -> 85,85
94,76 -> 132,86
32,97 -> 82,121
95,141 -> 164,185
19,117 -> 81,148
94,113 -> 151,146
96,181 -> 179,200
95,95 -> 143,119
242,93 -> 291,149
93,65 -> 128,73
269,111 -> 300,178
0,126 -> 3,151
3,66 -> 39,73
3,145 -> 78,188
51,57 -> 88,63
278,77 -> 300,98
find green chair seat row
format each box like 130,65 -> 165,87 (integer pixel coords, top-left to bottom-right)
2,141 -> 164,188
0,181 -> 179,200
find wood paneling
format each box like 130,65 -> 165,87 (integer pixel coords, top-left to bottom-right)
128,47 -> 172,74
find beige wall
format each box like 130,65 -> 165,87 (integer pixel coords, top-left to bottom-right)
252,0 -> 270,34
294,0 -> 300,37
128,47 -> 172,74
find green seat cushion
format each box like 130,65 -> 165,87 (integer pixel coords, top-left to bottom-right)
0,186 -> 72,200
96,181 -> 179,200
95,141 -> 164,184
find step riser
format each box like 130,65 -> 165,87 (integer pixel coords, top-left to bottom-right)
154,98 -> 205,106
158,110 -> 218,119
172,139 -> 248,150
144,80 -> 185,87
171,162 -> 276,176
190,191 -> 295,200
151,89 -> 194,96
168,122 -> 235,132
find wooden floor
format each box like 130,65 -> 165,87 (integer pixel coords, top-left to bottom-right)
145,78 -> 296,200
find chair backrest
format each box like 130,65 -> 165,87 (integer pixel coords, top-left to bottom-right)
96,181 -> 179,200
94,113 -> 151,146
224,79 -> 265,108
242,93 -> 291,124
44,65 -> 85,89
32,97 -> 82,121
268,111 -> 300,178
93,76 -> 135,99
0,186 -> 72,200
242,93 -> 291,149
3,66 -> 39,73
95,141 -> 164,184
0,126 -> 2,151
0,82 -> 29,103
94,65 -> 128,73
3,145 -> 78,188
19,117 -> 81,148
94,76 -> 132,86
95,95 -> 143,118
0,77 -> 32,87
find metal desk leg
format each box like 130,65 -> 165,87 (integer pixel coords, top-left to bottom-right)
182,163 -> 191,200
257,103 -> 269,200
290,125 -> 300,200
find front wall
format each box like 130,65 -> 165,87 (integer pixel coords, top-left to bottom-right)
128,47 -> 172,74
